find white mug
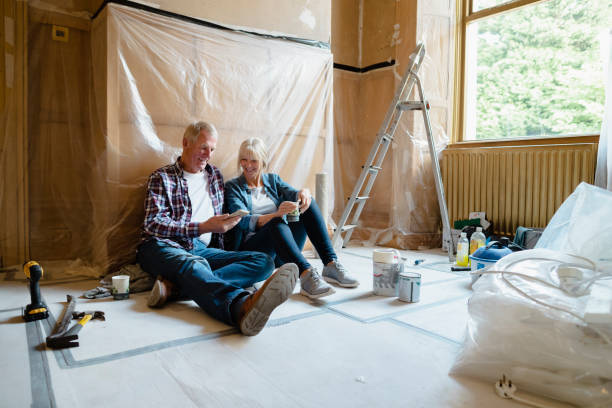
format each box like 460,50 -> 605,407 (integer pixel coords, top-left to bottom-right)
111,275 -> 130,300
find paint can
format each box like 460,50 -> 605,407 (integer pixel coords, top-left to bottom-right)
372,249 -> 403,296
398,271 -> 421,303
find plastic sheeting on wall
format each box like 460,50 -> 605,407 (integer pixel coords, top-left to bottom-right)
20,3 -> 333,275
332,5 -> 453,250
0,1 -> 28,269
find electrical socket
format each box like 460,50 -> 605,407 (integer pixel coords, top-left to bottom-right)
52,25 -> 69,42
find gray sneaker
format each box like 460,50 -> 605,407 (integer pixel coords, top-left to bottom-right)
300,268 -> 335,299
322,261 -> 359,288
239,263 -> 298,336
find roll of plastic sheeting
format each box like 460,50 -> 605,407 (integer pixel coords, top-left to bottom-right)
316,172 -> 328,224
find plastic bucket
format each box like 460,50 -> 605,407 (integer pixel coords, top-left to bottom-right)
469,256 -> 497,272
469,241 -> 512,285
468,256 -> 496,285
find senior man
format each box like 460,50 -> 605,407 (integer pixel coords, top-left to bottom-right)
137,121 -> 297,336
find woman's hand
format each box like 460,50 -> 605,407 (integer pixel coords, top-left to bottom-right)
275,201 -> 299,217
297,189 -> 312,213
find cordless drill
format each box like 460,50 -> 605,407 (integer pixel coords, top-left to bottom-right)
22,261 -> 49,322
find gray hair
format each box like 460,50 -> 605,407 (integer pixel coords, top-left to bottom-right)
183,121 -> 218,144
238,137 -> 269,173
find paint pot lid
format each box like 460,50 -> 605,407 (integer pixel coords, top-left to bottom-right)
372,249 -> 399,263
471,241 -> 512,261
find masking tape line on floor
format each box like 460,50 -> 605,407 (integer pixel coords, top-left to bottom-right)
49,311 -> 327,369
46,291 -> 468,369
322,292 -> 375,306
388,318 -> 462,346
338,249 -> 464,276
327,294 -> 469,324
266,310 -> 327,327
26,320 -> 57,408
36,282 -> 468,369
53,328 -> 240,369
41,316 -> 76,368
363,294 -> 469,323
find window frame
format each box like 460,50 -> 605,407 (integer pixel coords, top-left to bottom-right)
452,0 -> 600,144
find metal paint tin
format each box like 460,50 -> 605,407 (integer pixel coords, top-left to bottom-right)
398,271 -> 421,303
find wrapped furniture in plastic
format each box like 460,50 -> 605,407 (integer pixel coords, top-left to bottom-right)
452,183 -> 612,407
535,182 -> 612,262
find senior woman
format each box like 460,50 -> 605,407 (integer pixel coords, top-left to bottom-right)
225,137 -> 359,299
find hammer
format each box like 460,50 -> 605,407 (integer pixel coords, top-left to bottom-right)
46,295 -> 76,347
46,311 -> 105,349
46,297 -> 105,349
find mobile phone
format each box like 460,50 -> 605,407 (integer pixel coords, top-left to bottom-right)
228,209 -> 249,218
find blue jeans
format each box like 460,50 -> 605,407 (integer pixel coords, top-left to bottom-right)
137,239 -> 274,325
240,200 -> 336,273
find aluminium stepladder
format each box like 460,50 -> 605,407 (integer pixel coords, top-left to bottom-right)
331,42 -> 454,259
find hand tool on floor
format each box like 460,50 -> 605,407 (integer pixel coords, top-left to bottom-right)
47,314 -> 92,349
63,313 -> 92,336
22,261 -> 49,322
48,295 -> 76,336
72,310 -> 105,321
47,308 -> 105,349
46,295 -> 105,349
46,294 -> 77,348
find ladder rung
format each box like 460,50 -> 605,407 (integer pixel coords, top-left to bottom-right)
397,101 -> 424,111
381,133 -> 393,142
354,196 -> 369,202
368,166 -> 381,173
334,224 -> 357,232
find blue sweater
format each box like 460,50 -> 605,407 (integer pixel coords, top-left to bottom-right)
224,173 -> 299,250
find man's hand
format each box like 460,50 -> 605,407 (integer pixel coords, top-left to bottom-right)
199,214 -> 242,234
275,201 -> 299,217
297,189 -> 312,212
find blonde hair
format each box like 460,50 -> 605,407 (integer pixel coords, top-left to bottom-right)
183,121 -> 218,144
237,137 -> 269,174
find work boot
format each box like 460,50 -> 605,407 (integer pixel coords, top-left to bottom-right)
147,277 -> 177,308
238,263 -> 298,336
300,268 -> 335,299
322,261 -> 359,288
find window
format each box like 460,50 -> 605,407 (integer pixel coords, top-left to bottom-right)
457,0 -> 611,141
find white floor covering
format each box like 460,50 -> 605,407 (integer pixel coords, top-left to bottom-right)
0,246 -> 573,408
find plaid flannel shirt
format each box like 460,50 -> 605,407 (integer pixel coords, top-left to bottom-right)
141,158 -> 224,250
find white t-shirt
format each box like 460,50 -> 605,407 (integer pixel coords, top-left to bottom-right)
250,187 -> 277,215
183,170 -> 215,246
